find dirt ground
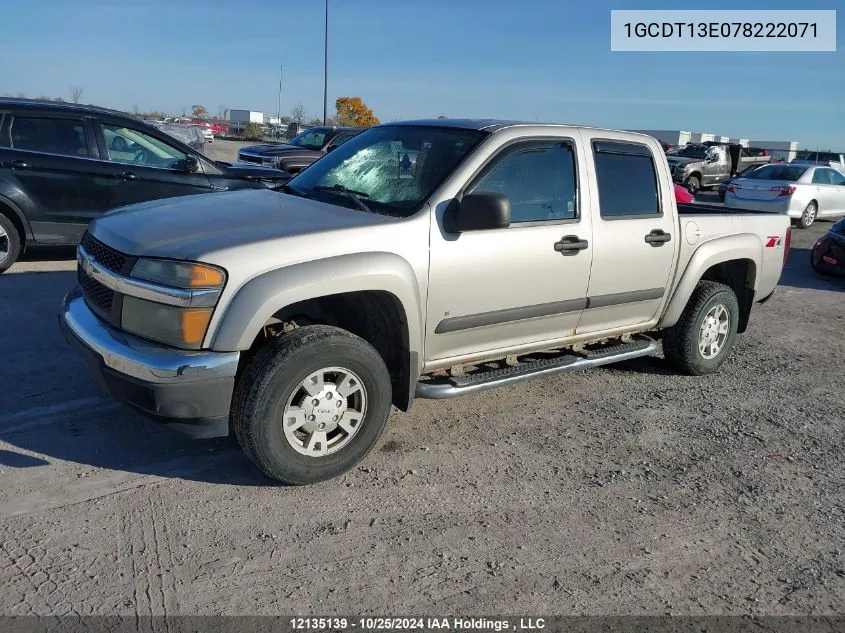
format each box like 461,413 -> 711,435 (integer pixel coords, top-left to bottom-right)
0,174 -> 842,616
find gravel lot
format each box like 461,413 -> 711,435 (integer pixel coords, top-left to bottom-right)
0,157 -> 843,616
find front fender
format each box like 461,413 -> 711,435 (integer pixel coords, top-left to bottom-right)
208,252 -> 424,365
658,233 -> 762,329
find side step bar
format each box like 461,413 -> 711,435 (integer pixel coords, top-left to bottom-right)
415,335 -> 659,399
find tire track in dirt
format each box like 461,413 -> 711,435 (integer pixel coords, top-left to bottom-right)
119,488 -> 178,629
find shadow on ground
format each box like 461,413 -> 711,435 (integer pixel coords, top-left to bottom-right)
780,247 -> 844,292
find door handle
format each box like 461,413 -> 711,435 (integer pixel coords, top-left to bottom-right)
10,160 -> 30,169
644,229 -> 672,247
554,235 -> 589,256
119,171 -> 136,181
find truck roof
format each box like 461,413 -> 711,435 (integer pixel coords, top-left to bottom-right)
386,118 -> 647,137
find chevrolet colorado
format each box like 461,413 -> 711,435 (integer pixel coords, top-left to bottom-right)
60,119 -> 791,484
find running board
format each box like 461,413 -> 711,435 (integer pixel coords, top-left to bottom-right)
415,335 -> 658,399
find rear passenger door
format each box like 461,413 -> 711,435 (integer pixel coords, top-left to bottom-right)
0,112 -> 116,244
823,169 -> 845,215
575,135 -> 678,334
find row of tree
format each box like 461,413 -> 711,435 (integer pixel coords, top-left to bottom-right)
3,85 -> 85,104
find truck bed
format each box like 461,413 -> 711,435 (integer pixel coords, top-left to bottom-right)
677,202 -> 776,216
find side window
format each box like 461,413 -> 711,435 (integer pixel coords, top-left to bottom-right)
101,124 -> 187,168
812,169 -> 832,185
327,133 -> 355,151
829,170 -> 845,186
10,116 -> 88,157
593,140 -> 660,218
469,142 -> 578,223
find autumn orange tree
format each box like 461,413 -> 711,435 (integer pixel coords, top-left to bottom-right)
335,97 -> 380,127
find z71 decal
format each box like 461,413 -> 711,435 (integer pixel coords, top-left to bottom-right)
765,236 -> 783,248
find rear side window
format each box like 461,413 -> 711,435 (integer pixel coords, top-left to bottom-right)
819,152 -> 841,163
10,116 -> 89,157
830,171 -> 845,186
470,141 -> 578,223
812,169 -> 832,184
747,165 -> 806,181
593,140 -> 660,218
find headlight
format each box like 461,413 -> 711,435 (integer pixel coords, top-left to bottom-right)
131,259 -> 225,288
121,259 -> 225,349
122,296 -> 212,349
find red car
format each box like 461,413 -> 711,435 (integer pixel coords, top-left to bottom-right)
674,183 -> 695,203
191,118 -> 229,136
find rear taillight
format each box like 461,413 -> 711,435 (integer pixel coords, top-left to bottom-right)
783,226 -> 792,268
728,184 -> 738,192
772,185 -> 796,197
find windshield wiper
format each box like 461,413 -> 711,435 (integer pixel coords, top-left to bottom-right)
312,184 -> 372,213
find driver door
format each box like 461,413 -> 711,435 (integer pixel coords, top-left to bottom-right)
95,119 -> 214,209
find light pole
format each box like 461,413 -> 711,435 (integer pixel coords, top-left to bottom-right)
277,65 -> 282,125
323,0 -> 328,125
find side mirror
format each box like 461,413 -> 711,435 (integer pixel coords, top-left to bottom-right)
450,192 -> 511,232
184,155 -> 200,173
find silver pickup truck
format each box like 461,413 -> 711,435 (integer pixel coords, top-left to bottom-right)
61,119 -> 791,484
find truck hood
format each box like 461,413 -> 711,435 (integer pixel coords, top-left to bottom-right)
89,189 -> 396,260
240,144 -> 321,158
667,157 -> 701,168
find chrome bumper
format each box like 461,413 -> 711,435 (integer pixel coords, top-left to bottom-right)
60,289 -> 239,424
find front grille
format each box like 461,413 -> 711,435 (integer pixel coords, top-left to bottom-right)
239,153 -> 263,165
79,268 -> 114,313
80,232 -> 127,273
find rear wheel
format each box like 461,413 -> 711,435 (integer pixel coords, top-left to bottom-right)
0,213 -> 22,274
796,201 -> 817,229
685,175 -> 701,195
231,325 -> 392,484
663,280 -> 739,376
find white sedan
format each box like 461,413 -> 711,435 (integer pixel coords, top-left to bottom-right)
191,124 -> 214,143
724,163 -> 845,228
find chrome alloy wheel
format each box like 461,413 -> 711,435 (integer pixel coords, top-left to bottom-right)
282,366 -> 367,457
699,304 -> 730,359
0,223 -> 8,265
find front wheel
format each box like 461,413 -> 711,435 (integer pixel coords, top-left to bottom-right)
662,280 -> 739,376
685,175 -> 701,195
231,325 -> 392,484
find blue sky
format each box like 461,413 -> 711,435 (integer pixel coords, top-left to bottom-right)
3,0 -> 843,148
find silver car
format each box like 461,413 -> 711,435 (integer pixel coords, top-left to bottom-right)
724,163 -> 845,228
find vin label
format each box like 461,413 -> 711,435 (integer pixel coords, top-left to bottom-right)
610,10 -> 836,51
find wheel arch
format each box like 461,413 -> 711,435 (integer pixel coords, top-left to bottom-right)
0,193 -> 33,248
659,234 -> 762,332
208,253 -> 424,410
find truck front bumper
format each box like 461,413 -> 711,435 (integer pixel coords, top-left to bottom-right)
60,288 -> 239,434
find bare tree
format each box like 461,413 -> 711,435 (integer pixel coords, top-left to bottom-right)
291,103 -> 306,124
70,85 -> 84,103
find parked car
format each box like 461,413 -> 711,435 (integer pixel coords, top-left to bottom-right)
0,99 -> 291,272
238,126 -> 362,174
669,143 -> 771,193
674,183 -> 695,203
718,163 -> 768,201
192,125 -> 214,143
60,119 -> 790,484
810,218 -> 845,276
724,163 -> 845,228
791,151 -> 845,174
149,121 -> 204,151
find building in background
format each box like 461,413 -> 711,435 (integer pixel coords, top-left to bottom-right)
229,109 -> 264,134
